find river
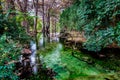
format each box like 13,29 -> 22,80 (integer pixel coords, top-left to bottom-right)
21,34 -> 118,80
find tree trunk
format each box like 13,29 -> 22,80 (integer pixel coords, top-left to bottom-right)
42,0 -> 46,47
5,0 -> 16,16
46,7 -> 50,42
17,0 -> 29,33
33,0 -> 38,35
7,0 -> 15,16
0,1 -> 4,35
55,19 -> 57,37
0,1 -> 3,13
42,0 -> 45,37
33,0 -> 38,49
23,0 -> 29,33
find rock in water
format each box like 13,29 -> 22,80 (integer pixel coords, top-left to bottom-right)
21,48 -> 32,55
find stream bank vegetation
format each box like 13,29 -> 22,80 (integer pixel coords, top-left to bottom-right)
0,10 -> 31,79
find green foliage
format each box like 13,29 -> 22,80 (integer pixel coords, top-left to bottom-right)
16,12 -> 34,29
0,34 -> 20,80
60,0 -> 120,51
0,11 -> 31,43
0,11 -> 31,79
37,20 -> 42,30
83,27 -> 114,51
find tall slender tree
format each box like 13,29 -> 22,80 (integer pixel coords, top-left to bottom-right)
42,0 -> 45,37
33,0 -> 39,48
0,0 -> 3,13
16,0 -> 30,33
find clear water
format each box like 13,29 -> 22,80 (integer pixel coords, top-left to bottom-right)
29,34 -> 118,80
38,42 -> 112,80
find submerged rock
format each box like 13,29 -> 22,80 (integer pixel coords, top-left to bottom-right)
21,48 -> 32,55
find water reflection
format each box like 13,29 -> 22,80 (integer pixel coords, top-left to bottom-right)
30,41 -> 37,74
18,41 -> 38,79
39,34 -> 44,48
39,33 -> 60,48
50,33 -> 60,42
40,43 -> 62,68
17,33 -> 60,79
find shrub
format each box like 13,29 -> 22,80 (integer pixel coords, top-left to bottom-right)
0,34 -> 20,80
60,0 -> 120,52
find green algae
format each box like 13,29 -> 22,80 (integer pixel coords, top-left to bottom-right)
38,43 -> 120,80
